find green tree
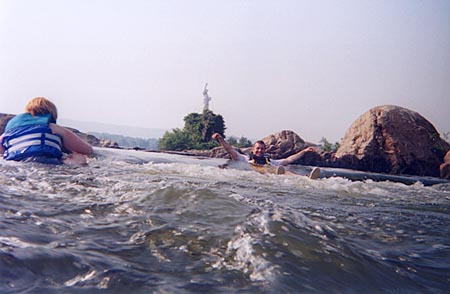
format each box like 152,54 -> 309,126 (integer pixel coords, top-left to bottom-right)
238,136 -> 252,148
334,141 -> 340,151
227,136 -> 252,148
159,110 -> 226,151
200,110 -> 225,142
183,113 -> 203,143
158,128 -> 194,151
227,136 -> 238,146
320,137 -> 340,152
320,137 -> 333,152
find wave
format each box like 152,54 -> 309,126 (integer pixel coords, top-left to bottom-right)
0,147 -> 449,293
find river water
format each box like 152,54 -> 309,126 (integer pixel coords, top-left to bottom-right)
0,148 -> 449,293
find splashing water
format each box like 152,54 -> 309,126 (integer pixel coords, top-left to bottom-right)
0,148 -> 449,293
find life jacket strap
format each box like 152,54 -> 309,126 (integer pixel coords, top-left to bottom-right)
2,125 -> 63,161
249,153 -> 271,165
6,132 -> 61,149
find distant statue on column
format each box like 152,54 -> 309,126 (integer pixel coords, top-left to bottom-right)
202,83 -> 212,112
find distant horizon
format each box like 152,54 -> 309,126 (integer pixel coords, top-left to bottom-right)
59,116 -> 341,143
59,117 -> 168,139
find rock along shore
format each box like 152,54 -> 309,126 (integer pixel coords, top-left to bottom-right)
1,104 -> 449,179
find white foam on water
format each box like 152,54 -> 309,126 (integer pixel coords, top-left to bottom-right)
2,147 -> 437,206
64,270 -> 97,287
1,148 -> 449,292
0,236 -> 40,249
211,210 -> 278,283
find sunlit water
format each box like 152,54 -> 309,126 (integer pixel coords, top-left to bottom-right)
0,148 -> 449,293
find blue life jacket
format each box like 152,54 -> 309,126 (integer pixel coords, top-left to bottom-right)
2,113 -> 63,162
248,153 -> 271,166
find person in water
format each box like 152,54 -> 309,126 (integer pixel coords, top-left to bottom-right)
0,97 -> 93,165
212,133 -> 320,179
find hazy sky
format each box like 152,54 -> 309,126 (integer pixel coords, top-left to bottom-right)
1,0 -> 449,142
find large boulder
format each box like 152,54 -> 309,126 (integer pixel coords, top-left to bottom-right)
209,130 -> 315,162
440,151 -> 450,179
335,105 -> 450,177
262,130 -> 307,159
0,114 -> 14,133
209,146 -> 232,159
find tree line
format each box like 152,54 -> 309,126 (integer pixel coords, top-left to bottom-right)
89,132 -> 159,150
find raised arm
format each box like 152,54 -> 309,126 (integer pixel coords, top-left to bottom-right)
212,133 -> 240,160
50,124 -> 93,155
277,147 -> 316,166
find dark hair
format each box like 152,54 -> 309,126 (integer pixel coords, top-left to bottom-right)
253,140 -> 266,147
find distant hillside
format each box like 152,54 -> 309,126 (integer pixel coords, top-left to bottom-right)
59,118 -> 167,139
90,132 -> 159,150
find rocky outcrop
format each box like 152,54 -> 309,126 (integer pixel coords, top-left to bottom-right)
440,151 -> 450,179
210,146 -> 232,158
4,107 -> 448,179
260,131 -> 324,165
64,127 -> 119,148
144,106 -> 450,180
0,114 -> 14,134
261,130 -> 307,159
210,130 -> 319,163
209,130 -> 316,161
335,105 -> 450,177
0,113 -> 118,148
208,106 -> 449,178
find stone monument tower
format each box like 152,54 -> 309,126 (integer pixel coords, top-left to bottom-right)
202,83 -> 211,112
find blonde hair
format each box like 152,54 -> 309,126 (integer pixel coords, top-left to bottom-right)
25,97 -> 58,122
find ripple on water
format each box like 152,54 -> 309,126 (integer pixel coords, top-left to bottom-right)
0,150 -> 449,293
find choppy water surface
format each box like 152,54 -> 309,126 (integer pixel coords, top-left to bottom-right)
0,148 -> 449,293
